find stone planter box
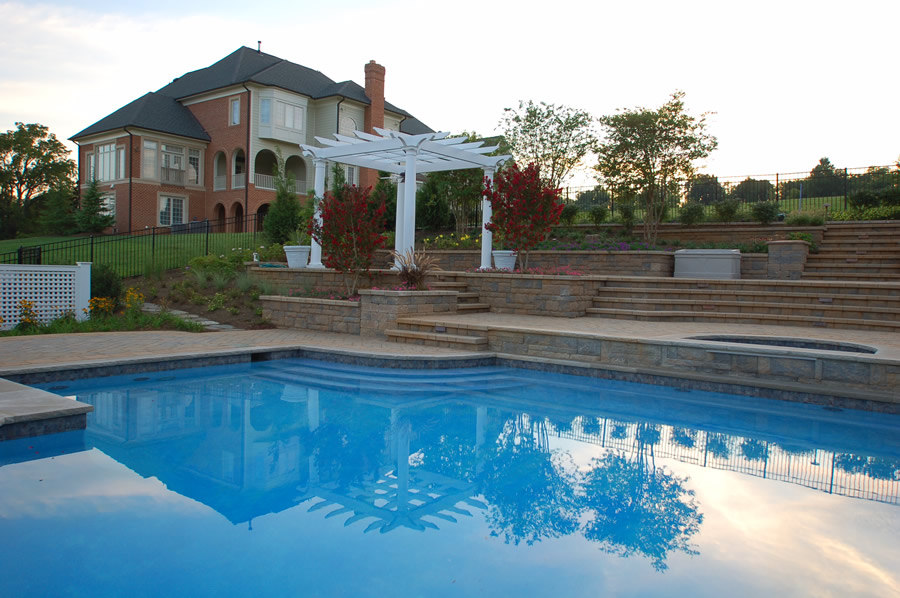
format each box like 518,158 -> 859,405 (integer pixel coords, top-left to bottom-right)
674,249 -> 741,279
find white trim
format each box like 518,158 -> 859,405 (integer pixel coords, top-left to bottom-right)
157,193 -> 188,227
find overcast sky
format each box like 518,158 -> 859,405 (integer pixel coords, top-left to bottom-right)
1,0 -> 897,186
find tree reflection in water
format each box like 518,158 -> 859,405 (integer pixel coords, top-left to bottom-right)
477,414 -> 581,545
581,423 -> 702,572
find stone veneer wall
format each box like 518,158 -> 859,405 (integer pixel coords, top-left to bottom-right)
249,267 -> 399,292
766,240 -> 810,280
261,290 -> 458,337
261,296 -> 361,334
741,254 -> 767,279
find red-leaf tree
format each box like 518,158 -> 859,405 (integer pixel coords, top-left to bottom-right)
310,184 -> 387,296
483,162 -> 564,269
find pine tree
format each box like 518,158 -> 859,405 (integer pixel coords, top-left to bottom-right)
40,184 -> 77,235
75,179 -> 115,233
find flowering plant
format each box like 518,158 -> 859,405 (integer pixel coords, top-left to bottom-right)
309,184 -> 387,296
483,163 -> 564,269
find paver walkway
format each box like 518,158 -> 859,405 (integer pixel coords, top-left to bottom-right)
1,315 -> 898,374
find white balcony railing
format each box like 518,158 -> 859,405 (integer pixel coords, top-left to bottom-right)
254,173 -> 306,193
213,174 -> 227,191
161,167 -> 184,185
233,172 -> 246,189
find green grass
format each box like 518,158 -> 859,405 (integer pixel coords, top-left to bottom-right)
1,232 -> 265,277
0,236 -> 71,253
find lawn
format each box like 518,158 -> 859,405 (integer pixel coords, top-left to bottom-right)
0,231 -> 268,277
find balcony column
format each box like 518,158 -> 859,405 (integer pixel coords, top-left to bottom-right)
308,158 -> 327,269
480,167 -> 495,270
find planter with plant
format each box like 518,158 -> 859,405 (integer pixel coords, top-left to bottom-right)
284,197 -> 316,268
390,248 -> 442,290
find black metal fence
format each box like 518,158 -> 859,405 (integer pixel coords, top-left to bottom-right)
0,215 -> 263,278
560,164 -> 900,223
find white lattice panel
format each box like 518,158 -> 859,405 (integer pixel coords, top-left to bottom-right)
0,263 -> 91,330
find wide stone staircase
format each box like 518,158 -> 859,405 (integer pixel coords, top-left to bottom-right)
802,221 -> 900,281
588,277 -> 900,331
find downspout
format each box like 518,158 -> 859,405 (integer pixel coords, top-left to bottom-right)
124,126 -> 134,232
242,84 -> 251,219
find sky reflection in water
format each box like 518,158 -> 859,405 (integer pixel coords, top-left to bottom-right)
1,358 -> 899,597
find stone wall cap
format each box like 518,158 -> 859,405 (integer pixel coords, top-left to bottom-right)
359,289 -> 458,296
259,295 -> 360,307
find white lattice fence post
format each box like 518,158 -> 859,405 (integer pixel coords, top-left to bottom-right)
75,262 -> 92,322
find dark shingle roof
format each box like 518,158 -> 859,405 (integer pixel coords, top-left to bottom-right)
70,92 -> 210,141
73,47 -> 432,141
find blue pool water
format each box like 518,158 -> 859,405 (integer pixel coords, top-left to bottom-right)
2,358 -> 899,597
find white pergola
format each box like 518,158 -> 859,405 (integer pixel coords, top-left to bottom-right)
300,129 -> 510,269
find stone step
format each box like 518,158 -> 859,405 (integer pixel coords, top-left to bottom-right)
457,303 -> 491,313
457,292 -> 481,302
590,297 -> 900,321
801,272 -> 900,281
594,287 -> 900,308
804,264 -> 900,273
585,307 -> 900,331
385,329 -> 489,350
814,249 -> 900,258
396,319 -> 485,338
597,277 -> 900,296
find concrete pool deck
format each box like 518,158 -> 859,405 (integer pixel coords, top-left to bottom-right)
1,316 -> 898,439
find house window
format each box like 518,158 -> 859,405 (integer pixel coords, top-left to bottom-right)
161,144 -> 185,184
118,148 -> 126,179
159,195 -> 185,226
277,102 -> 303,130
345,166 -> 357,187
188,149 -> 201,185
260,99 -> 271,125
339,115 -> 357,137
230,98 -> 240,126
96,143 -> 117,181
142,140 -> 158,179
101,194 -> 116,218
86,153 -> 96,181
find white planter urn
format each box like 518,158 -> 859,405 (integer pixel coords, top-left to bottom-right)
284,245 -> 311,269
492,250 -> 517,271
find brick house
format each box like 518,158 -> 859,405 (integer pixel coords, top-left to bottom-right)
71,47 -> 432,232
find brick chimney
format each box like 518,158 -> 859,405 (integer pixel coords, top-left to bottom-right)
361,60 -> 386,190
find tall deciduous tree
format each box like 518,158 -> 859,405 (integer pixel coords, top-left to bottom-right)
0,122 -> 75,209
596,91 -> 717,245
500,101 -> 596,188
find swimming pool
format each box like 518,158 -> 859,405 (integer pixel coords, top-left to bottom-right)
1,358 -> 899,597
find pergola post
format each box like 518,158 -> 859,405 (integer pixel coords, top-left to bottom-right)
402,147 -> 417,256
480,167 -> 495,269
394,178 -> 405,263
308,158 -> 327,269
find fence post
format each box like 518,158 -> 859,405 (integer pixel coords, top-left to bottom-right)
152,226 -> 156,259
775,173 -> 779,202
205,219 -> 210,255
843,168 -> 848,210
90,236 -> 94,263
74,262 -> 92,322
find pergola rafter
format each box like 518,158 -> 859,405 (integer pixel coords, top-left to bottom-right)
301,129 -> 511,269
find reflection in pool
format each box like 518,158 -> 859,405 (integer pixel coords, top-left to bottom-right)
1,358 -> 899,597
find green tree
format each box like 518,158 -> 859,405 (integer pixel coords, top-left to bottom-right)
730,177 -> 774,203
500,100 -> 596,188
1,122 -> 75,209
75,179 -> 115,233
1,122 -> 75,238
263,149 -> 302,245
39,183 -> 78,235
805,157 -> 843,198
687,174 -> 725,204
596,91 -> 717,245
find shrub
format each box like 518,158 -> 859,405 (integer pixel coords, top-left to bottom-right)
679,202 -> 706,226
76,179 -> 115,233
829,206 -> 900,221
713,199 -> 740,222
310,183 -> 387,296
848,190 -> 880,209
560,204 -> 579,226
483,163 -> 564,269
391,248 -> 442,290
785,210 -> 825,226
787,231 -> 818,252
617,202 -> 636,237
589,205 -> 608,226
263,149 -> 302,245
751,201 -> 781,225
91,263 -> 123,304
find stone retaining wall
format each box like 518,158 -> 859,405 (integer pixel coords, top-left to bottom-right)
766,240 -> 810,280
261,296 -> 361,334
452,273 -> 591,317
359,290 -> 458,337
